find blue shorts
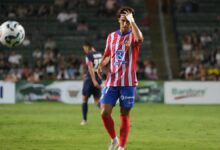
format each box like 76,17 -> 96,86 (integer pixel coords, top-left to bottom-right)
100,86 -> 136,108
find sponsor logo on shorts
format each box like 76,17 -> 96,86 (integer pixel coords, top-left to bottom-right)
120,95 -> 135,100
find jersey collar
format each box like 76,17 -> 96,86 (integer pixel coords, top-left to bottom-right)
117,29 -> 132,36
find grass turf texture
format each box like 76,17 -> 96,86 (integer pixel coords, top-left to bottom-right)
0,102 -> 220,150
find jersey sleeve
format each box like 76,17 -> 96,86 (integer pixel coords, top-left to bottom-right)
103,34 -> 111,57
85,54 -> 93,65
132,33 -> 141,49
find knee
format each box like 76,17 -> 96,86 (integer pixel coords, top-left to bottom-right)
120,111 -> 129,116
120,108 -> 131,116
82,97 -> 88,103
101,109 -> 111,117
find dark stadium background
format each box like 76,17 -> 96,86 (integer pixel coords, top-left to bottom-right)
1,0 -> 219,81
0,0 -> 150,81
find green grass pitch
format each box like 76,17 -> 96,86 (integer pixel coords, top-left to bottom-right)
0,102 -> 220,150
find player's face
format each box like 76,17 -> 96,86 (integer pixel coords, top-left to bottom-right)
118,15 -> 131,33
83,45 -> 89,54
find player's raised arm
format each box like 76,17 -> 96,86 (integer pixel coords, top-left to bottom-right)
124,10 -> 144,44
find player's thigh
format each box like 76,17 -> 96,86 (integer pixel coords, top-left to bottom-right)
119,86 -> 136,108
100,87 -> 119,106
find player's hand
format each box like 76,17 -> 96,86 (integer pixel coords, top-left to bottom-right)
93,80 -> 101,89
97,65 -> 103,79
124,11 -> 135,23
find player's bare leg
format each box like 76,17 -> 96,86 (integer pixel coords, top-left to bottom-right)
94,96 -> 101,108
81,95 -> 89,125
118,107 -> 131,150
101,104 -> 119,150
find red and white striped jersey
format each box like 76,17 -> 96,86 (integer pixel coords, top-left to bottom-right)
103,30 -> 141,87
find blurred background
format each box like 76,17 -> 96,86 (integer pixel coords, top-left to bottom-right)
1,0 -> 220,82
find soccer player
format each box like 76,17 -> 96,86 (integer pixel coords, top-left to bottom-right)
81,41 -> 102,125
97,6 -> 144,150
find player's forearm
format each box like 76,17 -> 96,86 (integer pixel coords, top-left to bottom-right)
125,12 -> 144,43
100,56 -> 110,68
88,66 -> 97,83
131,22 -> 144,43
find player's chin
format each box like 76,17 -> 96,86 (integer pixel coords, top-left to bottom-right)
122,27 -> 129,32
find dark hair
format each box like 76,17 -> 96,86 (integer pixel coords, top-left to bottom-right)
83,41 -> 93,48
117,6 -> 135,18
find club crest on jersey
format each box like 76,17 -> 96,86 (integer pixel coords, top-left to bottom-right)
115,49 -> 127,65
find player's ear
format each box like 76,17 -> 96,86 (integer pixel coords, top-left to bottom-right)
118,16 -> 122,23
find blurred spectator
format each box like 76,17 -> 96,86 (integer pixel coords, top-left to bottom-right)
143,60 -> 158,80
27,69 -> 40,83
38,4 -> 51,17
215,47 -> 220,67
0,52 -> 8,63
191,31 -> 199,45
22,36 -> 31,47
200,32 -> 212,47
54,0 -> 66,9
77,20 -> 89,32
26,4 -> 34,17
8,51 -> 22,66
57,10 -> 70,23
184,61 -> 197,80
197,64 -> 206,81
16,5 -> 27,18
0,60 -> 6,79
21,62 -> 31,80
182,34 -> 192,51
212,28 -> 220,43
44,37 -> 57,50
4,72 -> 18,82
45,60 -> 56,80
57,10 -> 78,24
34,67 -> 44,80
32,48 -> 42,60
68,10 -> 78,24
43,48 -> 54,64
7,5 -> 16,18
57,64 -> 69,80
67,63 -> 77,79
192,45 -> 204,62
6,66 -> 22,82
207,64 -> 220,80
105,0 -> 118,16
86,0 -> 98,7
206,49 -> 216,66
